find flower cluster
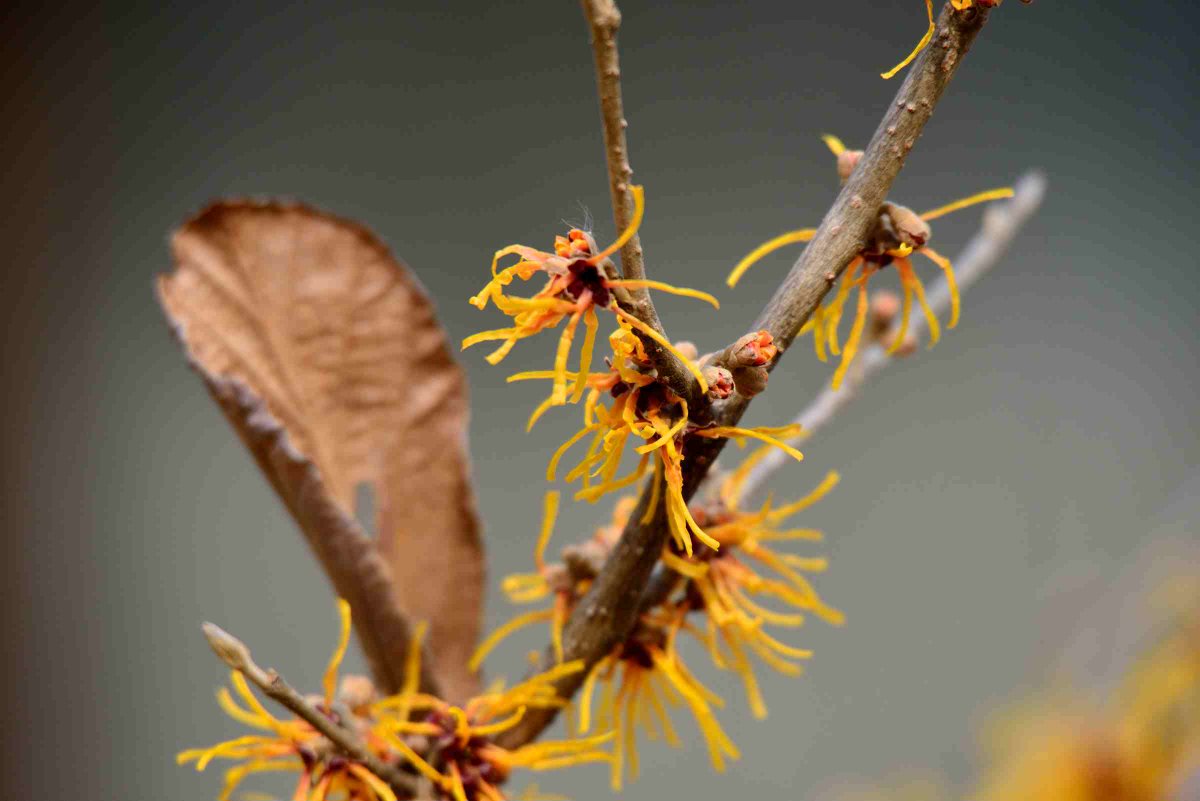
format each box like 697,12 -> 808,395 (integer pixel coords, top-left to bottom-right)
499,311 -> 803,559
727,135 -> 1012,389
464,185 -> 716,410
840,581 -> 1200,801
180,602 -> 612,801
556,360 -> 805,557
472,448 -> 841,789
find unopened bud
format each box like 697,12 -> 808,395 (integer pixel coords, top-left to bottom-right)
731,365 -> 769,398
883,202 -> 931,249
894,332 -> 919,357
703,365 -> 734,399
543,563 -> 574,593
563,542 -> 607,581
869,291 -> 902,341
202,622 -> 252,671
338,674 -> 378,712
674,340 -> 699,362
837,149 -> 863,182
729,330 -> 778,367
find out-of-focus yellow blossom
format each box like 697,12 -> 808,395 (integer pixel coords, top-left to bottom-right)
972,583 -> 1200,801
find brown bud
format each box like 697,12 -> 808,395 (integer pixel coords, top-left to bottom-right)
728,330 -> 778,367
894,332 -> 919,357
563,542 -> 607,581
837,149 -> 863,182
673,340 -> 699,362
703,365 -> 734,399
338,674 -> 378,713
730,365 -> 769,398
882,202 -> 931,249
202,622 -> 252,671
869,291 -> 902,342
543,563 -> 574,594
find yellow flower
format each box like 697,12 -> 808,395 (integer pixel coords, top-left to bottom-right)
577,609 -> 740,790
728,135 -> 1013,389
373,635 -> 613,801
662,449 -> 843,718
470,491 -> 739,790
479,572 -> 741,792
972,585 -> 1200,801
472,496 -> 734,791
464,185 -> 715,411
513,323 -> 806,557
506,321 -> 655,433
475,450 -> 842,789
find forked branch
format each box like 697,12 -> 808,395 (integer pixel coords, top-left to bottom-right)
498,0 -> 995,749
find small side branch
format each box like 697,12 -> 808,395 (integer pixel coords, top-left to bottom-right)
581,0 -> 706,410
751,3 -> 989,350
499,1 -> 995,749
202,622 -> 418,799
738,170 -> 1047,501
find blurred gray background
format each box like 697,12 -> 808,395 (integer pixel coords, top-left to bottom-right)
3,1 -> 1198,798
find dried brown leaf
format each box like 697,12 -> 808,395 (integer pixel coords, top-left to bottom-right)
157,200 -> 483,701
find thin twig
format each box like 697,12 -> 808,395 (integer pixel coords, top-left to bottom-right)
580,0 -> 707,411
201,622 -> 418,799
498,1 -> 995,749
738,170 -> 1047,501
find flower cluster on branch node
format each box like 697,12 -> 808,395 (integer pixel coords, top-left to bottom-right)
473,447 -> 842,789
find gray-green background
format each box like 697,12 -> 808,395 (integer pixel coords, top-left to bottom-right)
4,1 -> 1198,798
